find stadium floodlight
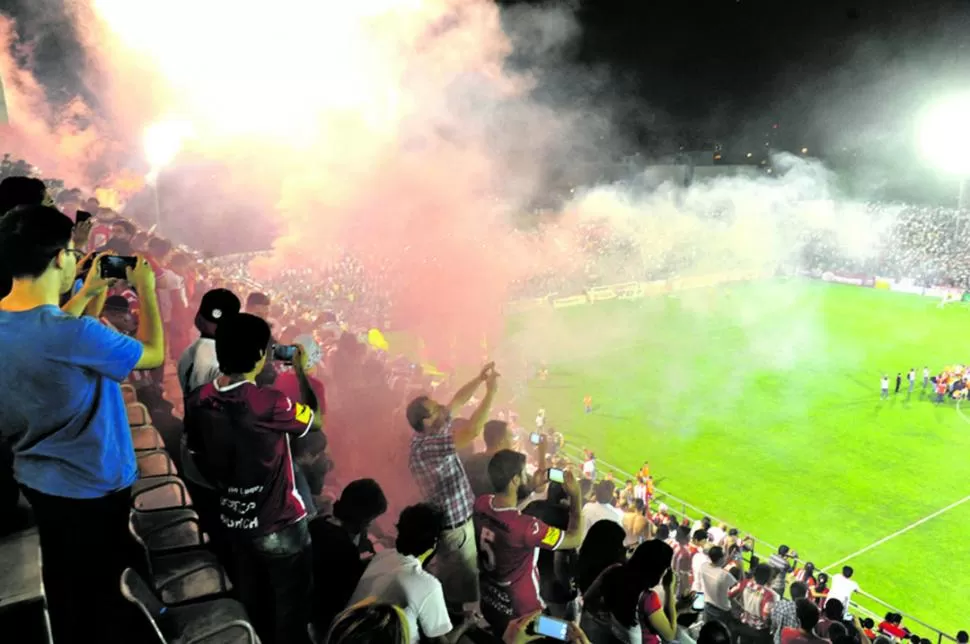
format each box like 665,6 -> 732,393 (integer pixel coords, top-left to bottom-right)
143,119 -> 193,234
143,119 -> 193,175
918,93 -> 970,177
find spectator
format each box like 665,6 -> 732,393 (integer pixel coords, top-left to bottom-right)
0,176 -> 58,300
521,476 -> 580,620
622,498 -> 651,546
701,546 -> 736,628
691,529 -> 711,593
326,600 -> 411,644
699,621 -> 733,644
772,582 -> 809,644
816,599 -> 843,639
956,632 -> 968,644
184,313 -> 324,644
582,479 -> 623,537
310,479 -> 389,639
768,545 -> 794,597
730,563 -> 778,644
247,291 -> 279,386
827,567 -> 859,616
794,562 -> 817,588
474,450 -> 584,632
671,525 -> 695,599
577,520 -> 628,643
177,288 -> 242,395
406,362 -> 498,613
348,503 -> 474,644
461,419 -> 512,497
99,219 -> 136,255
781,600 -> 829,644
591,540 -> 688,644
812,573 -> 830,606
0,205 -> 164,644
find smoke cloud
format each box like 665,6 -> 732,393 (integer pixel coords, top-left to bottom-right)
0,0 -> 874,374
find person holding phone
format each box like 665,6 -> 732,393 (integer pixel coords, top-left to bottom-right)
0,205 -> 165,644
183,312 -> 324,644
585,540 -> 693,644
473,450 -> 584,634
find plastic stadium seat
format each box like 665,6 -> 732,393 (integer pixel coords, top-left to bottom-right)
137,450 -> 179,478
132,425 -> 165,452
129,520 -> 232,605
130,508 -> 208,554
132,475 -> 193,511
120,568 -> 257,644
121,384 -> 138,404
127,403 -> 153,427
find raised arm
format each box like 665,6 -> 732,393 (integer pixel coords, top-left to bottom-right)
294,345 -> 324,431
556,469 -> 585,551
453,365 -> 498,448
130,257 -> 166,370
447,361 -> 494,413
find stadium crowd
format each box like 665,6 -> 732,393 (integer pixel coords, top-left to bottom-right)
0,160 -> 967,644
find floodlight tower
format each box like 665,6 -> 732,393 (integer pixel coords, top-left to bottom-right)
918,93 -> 970,209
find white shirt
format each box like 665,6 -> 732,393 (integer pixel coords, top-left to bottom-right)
348,550 -> 452,644
908,371 -> 915,382
924,368 -> 930,379
178,337 -> 220,396
700,561 -> 734,611
536,415 -> 545,429
691,550 -> 711,592
827,573 -> 860,610
707,526 -> 726,546
582,459 -> 596,479
582,502 -> 623,537
881,377 -> 889,389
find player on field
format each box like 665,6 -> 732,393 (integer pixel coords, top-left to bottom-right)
880,375 -> 889,400
473,450 -> 584,633
894,373 -> 902,395
584,395 -> 592,414
907,368 -> 916,393
923,366 -> 930,390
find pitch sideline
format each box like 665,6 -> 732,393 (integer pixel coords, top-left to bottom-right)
822,491 -> 970,571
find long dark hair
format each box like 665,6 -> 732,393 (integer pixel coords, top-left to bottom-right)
604,540 -> 674,627
577,520 -> 627,593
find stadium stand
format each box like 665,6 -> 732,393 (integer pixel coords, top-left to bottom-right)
2,162 -> 969,644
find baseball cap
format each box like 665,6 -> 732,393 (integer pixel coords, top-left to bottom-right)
197,288 -> 241,324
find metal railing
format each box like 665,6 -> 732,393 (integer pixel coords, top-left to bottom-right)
559,444 -> 956,644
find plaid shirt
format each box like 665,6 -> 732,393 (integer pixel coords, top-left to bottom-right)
771,598 -> 799,644
409,422 -> 475,527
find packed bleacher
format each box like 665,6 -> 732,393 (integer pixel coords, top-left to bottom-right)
1,162 -> 968,644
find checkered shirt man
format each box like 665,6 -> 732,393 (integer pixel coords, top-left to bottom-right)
409,420 -> 475,527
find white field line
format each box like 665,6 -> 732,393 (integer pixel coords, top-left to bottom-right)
822,492 -> 970,571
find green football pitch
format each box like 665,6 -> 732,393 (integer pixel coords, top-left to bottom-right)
504,279 -> 970,634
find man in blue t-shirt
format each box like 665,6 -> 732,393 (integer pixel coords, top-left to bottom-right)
0,204 -> 165,644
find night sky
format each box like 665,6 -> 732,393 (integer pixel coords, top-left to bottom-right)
2,0 -> 969,164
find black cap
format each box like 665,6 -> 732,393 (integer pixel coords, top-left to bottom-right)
197,288 -> 241,325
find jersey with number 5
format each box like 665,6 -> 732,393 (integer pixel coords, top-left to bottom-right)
473,495 -> 565,621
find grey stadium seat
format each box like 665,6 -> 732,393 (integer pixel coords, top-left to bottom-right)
131,475 -> 193,511
120,568 -> 257,644
130,507 -> 208,555
129,519 -> 231,605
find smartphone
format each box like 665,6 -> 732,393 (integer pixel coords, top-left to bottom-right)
75,210 -> 92,224
534,616 -> 569,641
692,592 -> 705,611
100,255 -> 138,280
547,468 -> 565,484
530,432 -> 542,445
272,344 -> 298,363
